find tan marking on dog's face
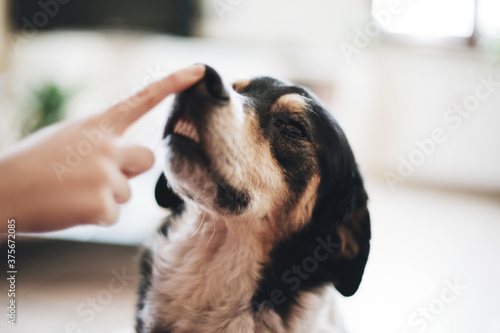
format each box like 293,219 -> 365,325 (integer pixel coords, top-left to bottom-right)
266,94 -> 320,234
232,79 -> 251,93
240,107 -> 289,216
274,94 -> 310,114
288,174 -> 320,231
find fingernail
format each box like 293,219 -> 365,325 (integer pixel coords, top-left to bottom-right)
188,63 -> 205,76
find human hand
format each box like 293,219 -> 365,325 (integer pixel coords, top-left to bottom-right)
0,64 -> 205,233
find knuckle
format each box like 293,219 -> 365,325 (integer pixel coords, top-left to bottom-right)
142,90 -> 157,110
168,72 -> 182,87
84,190 -> 109,223
121,184 -> 132,202
116,178 -> 132,204
93,188 -> 118,224
87,158 -> 113,186
98,138 -> 115,156
131,86 -> 155,111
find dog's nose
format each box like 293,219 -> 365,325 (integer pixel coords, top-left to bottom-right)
200,65 -> 229,104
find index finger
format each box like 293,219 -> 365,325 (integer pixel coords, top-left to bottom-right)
105,64 -> 205,135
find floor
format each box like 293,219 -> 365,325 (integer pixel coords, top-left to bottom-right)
338,178 -> 500,333
1,178 -> 499,333
0,241 -> 140,333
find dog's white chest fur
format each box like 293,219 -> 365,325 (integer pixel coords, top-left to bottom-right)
141,210 -> 279,332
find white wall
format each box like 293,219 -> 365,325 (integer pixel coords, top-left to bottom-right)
369,46 -> 500,191
331,42 -> 500,192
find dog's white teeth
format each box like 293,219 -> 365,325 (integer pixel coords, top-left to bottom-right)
173,118 -> 200,143
174,121 -> 182,134
192,128 -> 200,143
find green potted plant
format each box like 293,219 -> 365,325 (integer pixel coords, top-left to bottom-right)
21,82 -> 71,137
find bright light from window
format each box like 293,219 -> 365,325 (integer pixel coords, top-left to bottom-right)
372,0 -> 476,38
477,0 -> 500,38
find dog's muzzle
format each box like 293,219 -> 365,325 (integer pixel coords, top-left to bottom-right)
163,65 -> 230,142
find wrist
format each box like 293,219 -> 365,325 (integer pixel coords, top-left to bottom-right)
0,152 -> 33,233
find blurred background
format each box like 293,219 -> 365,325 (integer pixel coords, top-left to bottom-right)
0,0 -> 499,332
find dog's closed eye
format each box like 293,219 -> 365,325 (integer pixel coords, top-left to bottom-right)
275,113 -> 308,139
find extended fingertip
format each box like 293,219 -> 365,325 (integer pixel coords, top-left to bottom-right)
188,63 -> 206,77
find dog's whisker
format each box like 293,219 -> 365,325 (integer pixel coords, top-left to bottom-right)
153,138 -> 163,154
264,214 -> 279,239
206,216 -> 216,245
186,211 -> 205,239
309,108 -> 321,119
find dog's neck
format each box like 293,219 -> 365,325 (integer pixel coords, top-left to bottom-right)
146,204 -> 288,331
183,205 -> 279,259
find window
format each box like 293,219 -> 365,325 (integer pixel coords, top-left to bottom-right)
372,0 -> 499,45
477,0 -> 500,39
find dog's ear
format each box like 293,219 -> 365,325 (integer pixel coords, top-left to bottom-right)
319,171 -> 371,297
155,173 -> 184,212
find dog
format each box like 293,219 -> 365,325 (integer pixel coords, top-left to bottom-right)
136,65 -> 370,333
